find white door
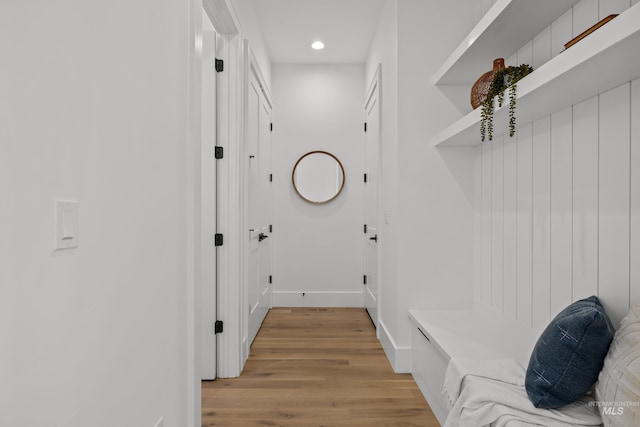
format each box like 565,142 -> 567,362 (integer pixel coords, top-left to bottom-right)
364,69 -> 381,327
200,27 -> 217,379
247,63 -> 273,346
257,101 -> 273,322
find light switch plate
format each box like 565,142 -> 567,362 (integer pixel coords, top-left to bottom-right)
54,200 -> 79,250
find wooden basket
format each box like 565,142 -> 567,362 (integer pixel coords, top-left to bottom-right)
471,58 -> 505,110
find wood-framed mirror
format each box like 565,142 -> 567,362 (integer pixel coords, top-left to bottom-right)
292,150 -> 346,204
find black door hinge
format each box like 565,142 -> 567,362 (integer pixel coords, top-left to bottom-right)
364,224 -> 368,234
269,275 -> 273,284
214,146 -> 223,159
215,58 -> 224,72
363,275 -> 367,285
270,123 -> 273,131
269,224 -> 273,233
214,320 -> 224,334
364,122 -> 368,132
364,173 -> 368,183
269,173 -> 273,182
214,233 -> 224,247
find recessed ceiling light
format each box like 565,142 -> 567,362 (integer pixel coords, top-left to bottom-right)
311,41 -> 325,50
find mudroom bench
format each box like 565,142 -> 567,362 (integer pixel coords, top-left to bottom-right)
408,309 -> 540,425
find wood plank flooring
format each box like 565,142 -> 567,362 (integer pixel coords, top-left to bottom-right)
202,307 -> 439,426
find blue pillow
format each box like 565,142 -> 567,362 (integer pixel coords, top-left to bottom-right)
525,296 -> 614,408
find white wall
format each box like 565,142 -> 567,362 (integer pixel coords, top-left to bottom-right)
271,64 -> 365,307
475,0 -> 639,328
394,0 -> 478,366
1,1 -> 195,425
365,0 -> 400,365
365,0 -> 478,372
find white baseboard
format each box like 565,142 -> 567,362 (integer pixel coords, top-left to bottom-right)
378,320 -> 411,373
272,291 -> 363,308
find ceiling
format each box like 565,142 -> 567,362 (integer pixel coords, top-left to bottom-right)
251,0 -> 385,64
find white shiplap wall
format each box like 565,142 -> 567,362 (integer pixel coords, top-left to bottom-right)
475,0 -> 639,327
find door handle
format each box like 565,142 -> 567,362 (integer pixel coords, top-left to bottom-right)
259,233 -> 269,242
369,235 -> 378,242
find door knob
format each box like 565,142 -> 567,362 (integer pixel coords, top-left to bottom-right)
259,233 -> 269,242
369,235 -> 378,242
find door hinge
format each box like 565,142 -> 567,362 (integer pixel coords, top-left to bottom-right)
363,275 -> 367,285
214,146 -> 224,159
215,58 -> 224,72
214,233 -> 224,247
214,320 -> 224,334
269,224 -> 273,233
269,275 -> 273,284
364,122 -> 367,132
364,224 -> 367,234
364,173 -> 368,183
269,173 -> 273,182
270,123 -> 273,131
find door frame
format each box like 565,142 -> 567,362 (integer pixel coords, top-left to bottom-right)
199,17 -> 218,381
189,1 -> 244,426
204,1 -> 245,379
364,64 -> 383,336
242,41 -> 274,359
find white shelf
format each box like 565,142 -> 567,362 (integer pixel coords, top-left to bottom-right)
433,3 -> 640,147
433,0 -> 579,85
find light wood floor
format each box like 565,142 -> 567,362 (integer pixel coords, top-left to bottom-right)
202,307 -> 439,426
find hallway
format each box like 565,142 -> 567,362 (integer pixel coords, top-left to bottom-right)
202,308 -> 438,426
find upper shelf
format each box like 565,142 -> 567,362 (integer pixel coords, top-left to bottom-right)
433,0 -> 579,85
432,3 -> 640,147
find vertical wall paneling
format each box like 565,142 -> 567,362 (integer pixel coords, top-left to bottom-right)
551,10 -> 572,59
517,42 -> 533,68
492,136 -> 505,310
481,142 -> 493,305
573,0 -> 599,38
532,27 -> 551,70
516,124 -> 534,327
550,108 -> 573,317
503,136 -> 518,319
532,117 -> 552,330
474,147 -> 483,303
572,97 -> 600,301
599,83 -> 631,325
599,0 -> 631,19
473,0 -> 638,332
631,79 -> 640,307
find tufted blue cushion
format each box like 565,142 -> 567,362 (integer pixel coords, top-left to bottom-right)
525,296 -> 614,409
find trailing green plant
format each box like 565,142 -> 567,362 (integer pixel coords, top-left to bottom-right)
480,64 -> 533,142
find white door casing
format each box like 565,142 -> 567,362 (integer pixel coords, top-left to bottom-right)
204,2 -> 243,380
200,25 -> 218,380
364,66 -> 381,329
246,47 -> 273,348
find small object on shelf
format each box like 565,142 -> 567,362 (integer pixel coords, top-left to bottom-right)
565,14 -> 618,49
471,58 -> 505,110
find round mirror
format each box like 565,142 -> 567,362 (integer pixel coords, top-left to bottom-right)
292,151 -> 345,204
